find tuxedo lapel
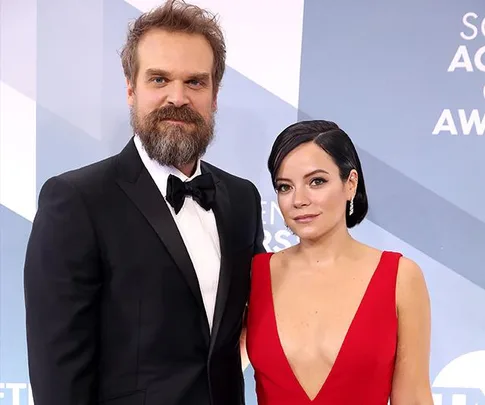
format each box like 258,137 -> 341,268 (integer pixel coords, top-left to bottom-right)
201,163 -> 234,353
115,139 -> 210,341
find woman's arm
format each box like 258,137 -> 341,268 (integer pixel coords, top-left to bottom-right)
240,304 -> 250,370
390,256 -> 434,405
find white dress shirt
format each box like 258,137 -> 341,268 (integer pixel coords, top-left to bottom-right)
134,135 -> 221,332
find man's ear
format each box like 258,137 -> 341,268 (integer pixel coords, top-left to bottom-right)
127,77 -> 135,107
212,91 -> 218,112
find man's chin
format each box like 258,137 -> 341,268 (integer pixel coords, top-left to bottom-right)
156,121 -> 195,136
158,120 -> 194,127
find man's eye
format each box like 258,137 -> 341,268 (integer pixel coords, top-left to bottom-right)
188,79 -> 203,87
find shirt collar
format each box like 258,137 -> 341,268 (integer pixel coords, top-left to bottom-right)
133,134 -> 202,198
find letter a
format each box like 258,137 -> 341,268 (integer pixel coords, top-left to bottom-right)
447,45 -> 473,72
432,110 -> 458,135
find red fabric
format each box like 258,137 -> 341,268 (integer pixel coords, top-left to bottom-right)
246,251 -> 401,404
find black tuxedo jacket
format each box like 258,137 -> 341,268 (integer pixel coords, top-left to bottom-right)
24,138 -> 265,405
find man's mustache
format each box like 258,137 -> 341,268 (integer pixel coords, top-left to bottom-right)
148,105 -> 204,124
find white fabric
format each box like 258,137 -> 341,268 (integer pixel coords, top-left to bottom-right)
134,135 -> 221,331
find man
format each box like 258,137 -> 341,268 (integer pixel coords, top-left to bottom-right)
23,1 -> 265,404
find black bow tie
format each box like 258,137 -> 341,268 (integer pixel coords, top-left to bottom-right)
166,173 -> 216,214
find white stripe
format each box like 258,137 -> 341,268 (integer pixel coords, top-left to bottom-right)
0,81 -> 37,221
124,0 -> 305,109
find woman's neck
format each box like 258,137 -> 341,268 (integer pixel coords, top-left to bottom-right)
295,221 -> 359,268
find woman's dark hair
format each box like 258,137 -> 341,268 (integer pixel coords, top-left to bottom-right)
268,120 -> 368,228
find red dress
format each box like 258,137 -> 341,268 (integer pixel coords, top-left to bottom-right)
246,251 -> 401,405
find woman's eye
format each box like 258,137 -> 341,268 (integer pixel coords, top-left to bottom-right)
311,177 -> 326,186
276,184 -> 290,193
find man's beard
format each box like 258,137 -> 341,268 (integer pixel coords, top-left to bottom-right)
130,103 -> 215,168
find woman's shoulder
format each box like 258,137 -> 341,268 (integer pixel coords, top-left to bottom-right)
366,247 -> 422,278
252,246 -> 295,271
395,255 -> 426,289
392,254 -> 429,314
269,246 -> 298,267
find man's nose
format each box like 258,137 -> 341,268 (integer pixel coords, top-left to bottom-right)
166,81 -> 189,107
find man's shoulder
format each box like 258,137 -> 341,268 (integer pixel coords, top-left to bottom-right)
61,155 -> 116,183
43,153 -> 119,197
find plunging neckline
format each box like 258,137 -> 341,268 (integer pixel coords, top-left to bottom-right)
266,251 -> 386,402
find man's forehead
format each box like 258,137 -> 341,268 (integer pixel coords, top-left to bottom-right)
142,67 -> 212,79
138,29 -> 212,54
137,31 -> 214,70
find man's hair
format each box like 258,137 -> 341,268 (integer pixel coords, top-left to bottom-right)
120,0 -> 226,90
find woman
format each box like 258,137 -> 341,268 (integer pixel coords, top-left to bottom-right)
245,120 -> 433,404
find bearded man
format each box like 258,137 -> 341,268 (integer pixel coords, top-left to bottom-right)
23,2 -> 265,405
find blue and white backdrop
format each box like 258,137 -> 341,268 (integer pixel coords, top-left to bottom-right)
1,0 -> 484,404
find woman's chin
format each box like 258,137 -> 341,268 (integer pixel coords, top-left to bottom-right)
293,226 -> 323,242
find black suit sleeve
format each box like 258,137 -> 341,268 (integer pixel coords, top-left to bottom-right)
24,176 -> 101,405
250,182 -> 266,254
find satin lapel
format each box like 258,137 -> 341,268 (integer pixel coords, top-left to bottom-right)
202,164 -> 234,354
115,140 -> 210,342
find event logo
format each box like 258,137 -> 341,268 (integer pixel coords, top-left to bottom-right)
431,350 -> 485,405
261,200 -> 299,252
432,12 -> 485,136
0,383 -> 33,405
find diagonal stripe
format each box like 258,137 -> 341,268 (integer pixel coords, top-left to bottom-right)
36,0 -> 103,141
299,108 -> 485,289
297,0 -> 485,290
0,81 -> 36,221
123,0 -> 305,109
0,205 -> 35,378
0,0 -> 37,100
